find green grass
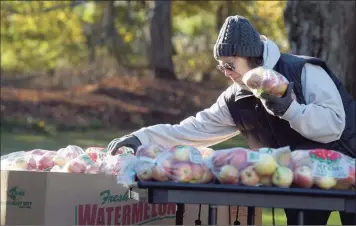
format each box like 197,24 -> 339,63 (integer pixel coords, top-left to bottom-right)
261,208 -> 341,225
0,129 -> 246,155
0,130 -> 342,225
0,129 -> 129,155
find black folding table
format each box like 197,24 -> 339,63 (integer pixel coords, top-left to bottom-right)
130,181 -> 356,225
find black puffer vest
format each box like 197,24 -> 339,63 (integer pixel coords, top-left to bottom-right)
224,53 -> 356,158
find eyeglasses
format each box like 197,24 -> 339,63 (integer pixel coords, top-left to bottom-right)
216,62 -> 236,73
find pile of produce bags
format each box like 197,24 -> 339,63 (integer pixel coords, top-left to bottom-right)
134,145 -> 355,190
1,144 -> 354,190
1,145 -> 136,184
134,145 -> 215,184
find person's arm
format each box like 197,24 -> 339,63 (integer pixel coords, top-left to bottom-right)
281,63 -> 346,143
132,92 -> 240,148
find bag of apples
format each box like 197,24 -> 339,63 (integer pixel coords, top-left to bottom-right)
206,146 -> 294,188
242,66 -> 296,99
292,149 -> 356,190
52,153 -> 100,174
99,153 -> 138,185
53,145 -> 86,167
135,145 -> 214,184
85,147 -> 109,164
1,151 -> 28,171
134,144 -> 167,182
1,149 -> 62,172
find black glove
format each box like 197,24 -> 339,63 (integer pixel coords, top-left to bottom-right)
107,134 -> 142,155
260,82 -> 295,117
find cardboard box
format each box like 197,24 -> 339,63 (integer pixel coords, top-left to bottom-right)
1,170 -> 261,225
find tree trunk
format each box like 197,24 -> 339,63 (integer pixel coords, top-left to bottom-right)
216,4 -> 224,33
102,1 -> 129,65
150,0 -> 176,80
284,0 -> 356,98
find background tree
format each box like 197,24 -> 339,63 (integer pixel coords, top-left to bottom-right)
284,0 -> 356,98
149,0 -> 176,80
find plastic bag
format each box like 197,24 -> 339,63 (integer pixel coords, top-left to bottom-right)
198,147 -> 215,161
99,153 -> 137,185
291,149 -> 356,190
85,147 -> 109,164
35,151 -> 58,171
61,153 -> 100,174
206,146 -> 294,188
57,145 -> 85,160
1,151 -> 28,170
134,144 -> 166,181
54,145 -> 85,167
242,66 -> 296,99
140,145 -> 214,184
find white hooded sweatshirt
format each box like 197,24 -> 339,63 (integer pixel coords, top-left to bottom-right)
131,39 -> 346,149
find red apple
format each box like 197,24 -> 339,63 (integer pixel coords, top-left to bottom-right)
36,151 -> 57,170
200,164 -> 214,184
334,179 -> 353,190
260,176 -> 273,186
160,158 -> 174,174
212,151 -> 231,168
333,167 -> 355,189
229,150 -> 247,170
217,165 -> 239,184
171,163 -> 193,183
346,166 -> 356,186
37,155 -> 55,171
315,177 -> 337,190
68,161 -> 86,173
191,164 -> 204,183
274,83 -> 288,96
240,165 -> 260,186
272,166 -> 293,188
261,75 -> 279,93
136,144 -> 162,158
293,165 -> 314,188
152,165 -> 169,182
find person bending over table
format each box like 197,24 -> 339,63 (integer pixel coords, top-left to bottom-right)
107,15 -> 356,225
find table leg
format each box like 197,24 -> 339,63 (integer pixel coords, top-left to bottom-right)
247,207 -> 255,225
208,205 -> 217,225
175,204 -> 184,225
297,210 -> 304,225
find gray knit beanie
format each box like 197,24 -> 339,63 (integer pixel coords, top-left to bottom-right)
213,15 -> 264,60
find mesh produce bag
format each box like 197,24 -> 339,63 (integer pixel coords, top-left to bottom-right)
242,66 -> 296,99
291,149 -> 355,190
136,145 -> 214,184
206,146 -> 294,188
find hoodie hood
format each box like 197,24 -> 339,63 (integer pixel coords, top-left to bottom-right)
261,36 -> 281,69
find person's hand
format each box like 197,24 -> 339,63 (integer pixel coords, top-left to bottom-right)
107,134 -> 142,155
260,82 -> 295,117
